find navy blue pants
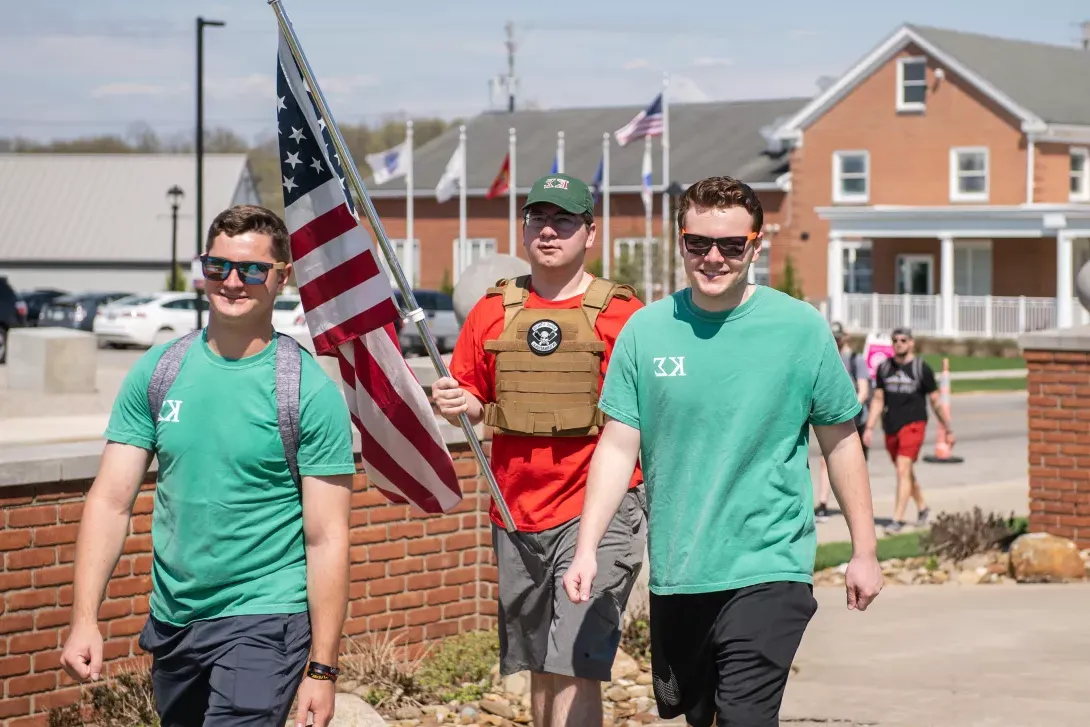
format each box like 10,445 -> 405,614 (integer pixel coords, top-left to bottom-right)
138,612 -> 311,727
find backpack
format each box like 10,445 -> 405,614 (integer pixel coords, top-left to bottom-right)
876,357 -> 924,392
146,330 -> 308,487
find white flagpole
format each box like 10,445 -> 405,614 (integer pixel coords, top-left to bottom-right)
458,124 -> 467,282
660,72 -> 671,298
509,127 -> 517,256
406,120 -> 415,287
643,134 -> 653,303
557,130 -> 565,174
602,132 -> 611,279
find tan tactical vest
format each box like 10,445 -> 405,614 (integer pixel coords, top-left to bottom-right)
482,275 -> 634,438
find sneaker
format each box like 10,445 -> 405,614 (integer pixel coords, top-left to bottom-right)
917,507 -> 930,527
885,520 -> 905,534
815,504 -> 829,522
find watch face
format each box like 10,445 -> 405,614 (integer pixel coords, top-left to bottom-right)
527,319 -> 562,356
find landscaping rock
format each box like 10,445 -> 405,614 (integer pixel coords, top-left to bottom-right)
479,699 -> 515,720
501,671 -> 529,697
611,648 -> 642,681
1009,533 -> 1087,582
328,692 -> 389,727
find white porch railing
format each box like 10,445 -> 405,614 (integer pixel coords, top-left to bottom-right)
837,294 -> 1080,338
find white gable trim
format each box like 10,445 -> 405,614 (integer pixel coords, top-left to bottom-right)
773,25 -> 1046,142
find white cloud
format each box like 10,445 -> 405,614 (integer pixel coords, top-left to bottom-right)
692,57 -> 733,68
622,58 -> 651,71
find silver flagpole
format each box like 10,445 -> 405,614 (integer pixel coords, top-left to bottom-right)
602,132 -> 611,279
268,0 -> 517,532
643,135 -> 653,304
557,130 -> 565,174
458,125 -> 467,278
406,120 -> 414,286
660,72 -> 671,300
509,127 -> 517,256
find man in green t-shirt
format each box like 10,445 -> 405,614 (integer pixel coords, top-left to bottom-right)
60,206 -> 357,727
562,177 -> 883,727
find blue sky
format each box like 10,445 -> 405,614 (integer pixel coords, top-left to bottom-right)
5,0 -> 1088,143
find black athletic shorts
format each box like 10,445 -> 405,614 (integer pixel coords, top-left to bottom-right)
649,581 -> 817,727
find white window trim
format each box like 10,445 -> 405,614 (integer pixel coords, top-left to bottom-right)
896,56 -> 927,113
896,253 -> 934,295
841,239 -> 873,294
1070,147 -> 1090,202
949,147 -> 990,203
832,150 -> 870,204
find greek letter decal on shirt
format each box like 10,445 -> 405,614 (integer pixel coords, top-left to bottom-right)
653,356 -> 686,377
158,399 -> 183,423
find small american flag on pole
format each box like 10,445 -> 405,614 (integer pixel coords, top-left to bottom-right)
613,93 -> 664,147
275,32 -> 461,514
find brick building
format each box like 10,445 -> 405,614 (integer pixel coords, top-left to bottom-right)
365,23 -> 1090,340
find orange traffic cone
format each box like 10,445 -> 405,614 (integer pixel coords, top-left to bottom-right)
923,357 -> 964,464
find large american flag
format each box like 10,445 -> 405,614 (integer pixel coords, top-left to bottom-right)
275,33 -> 461,514
613,93 -> 664,147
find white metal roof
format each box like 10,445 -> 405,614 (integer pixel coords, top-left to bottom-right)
0,154 -> 260,263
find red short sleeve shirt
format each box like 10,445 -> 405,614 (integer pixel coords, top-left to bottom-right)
450,280 -> 644,532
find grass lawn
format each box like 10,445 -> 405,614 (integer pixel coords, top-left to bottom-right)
950,377 -> 1026,394
814,531 -> 925,571
921,354 -> 1025,372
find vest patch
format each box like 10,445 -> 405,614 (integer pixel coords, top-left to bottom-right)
527,319 -> 562,356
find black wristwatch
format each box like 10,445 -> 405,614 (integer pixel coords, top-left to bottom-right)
306,661 -> 340,682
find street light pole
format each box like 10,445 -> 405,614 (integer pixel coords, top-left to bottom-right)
196,16 -> 225,329
167,185 -> 185,291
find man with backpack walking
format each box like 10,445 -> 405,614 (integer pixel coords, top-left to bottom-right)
815,321 -> 872,521
863,327 -> 954,533
61,205 -> 356,727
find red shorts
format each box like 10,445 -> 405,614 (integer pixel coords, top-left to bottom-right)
885,420 -> 926,462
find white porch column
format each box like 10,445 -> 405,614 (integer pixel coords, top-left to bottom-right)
827,232 -> 844,322
1057,232 -> 1074,328
940,234 -> 955,336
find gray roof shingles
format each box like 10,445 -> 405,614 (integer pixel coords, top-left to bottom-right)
366,97 -> 807,195
910,24 -> 1090,125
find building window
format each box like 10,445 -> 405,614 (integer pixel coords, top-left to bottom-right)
383,238 -> 420,287
896,254 -> 934,295
950,147 -> 989,202
832,151 -> 870,203
896,57 -> 927,112
954,242 -> 992,296
1071,148 -> 1089,202
613,238 -> 663,292
751,238 -> 770,286
842,242 -> 873,293
452,238 -> 496,281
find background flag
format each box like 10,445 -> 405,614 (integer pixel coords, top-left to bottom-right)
486,153 -> 511,200
614,93 -> 664,147
364,142 -> 410,185
435,142 -> 464,203
276,32 -> 461,514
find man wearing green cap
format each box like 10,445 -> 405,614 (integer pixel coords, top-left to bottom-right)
434,173 -> 646,727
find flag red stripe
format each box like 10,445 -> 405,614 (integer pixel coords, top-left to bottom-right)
336,351 -> 448,513
351,337 -> 461,497
298,248 -> 383,311
312,302 -> 399,354
290,204 -> 359,260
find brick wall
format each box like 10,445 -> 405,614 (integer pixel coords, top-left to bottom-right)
0,443 -> 497,727
1024,348 -> 1090,548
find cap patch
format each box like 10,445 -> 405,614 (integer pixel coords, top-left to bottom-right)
543,178 -> 570,190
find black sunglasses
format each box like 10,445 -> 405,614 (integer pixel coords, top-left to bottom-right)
680,231 -> 758,258
200,255 -> 287,285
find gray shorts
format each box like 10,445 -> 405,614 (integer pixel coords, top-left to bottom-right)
492,484 -> 647,682
138,611 -> 311,727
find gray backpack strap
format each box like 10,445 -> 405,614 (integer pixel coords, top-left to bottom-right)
913,358 -> 923,389
275,333 -> 303,488
147,330 -> 201,433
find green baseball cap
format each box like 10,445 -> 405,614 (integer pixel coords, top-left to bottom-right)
522,173 -> 594,215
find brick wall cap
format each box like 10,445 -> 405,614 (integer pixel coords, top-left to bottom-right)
1020,325 -> 1090,353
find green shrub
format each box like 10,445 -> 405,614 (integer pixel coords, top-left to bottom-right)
414,630 -> 499,703
621,609 -> 651,663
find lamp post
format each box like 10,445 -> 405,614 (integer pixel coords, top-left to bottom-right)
167,185 -> 184,291
665,181 -> 684,294
196,16 -> 225,329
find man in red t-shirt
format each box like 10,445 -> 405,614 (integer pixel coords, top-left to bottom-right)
434,173 -> 645,727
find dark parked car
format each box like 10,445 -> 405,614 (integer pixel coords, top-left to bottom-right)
38,291 -> 134,332
0,277 -> 21,363
16,288 -> 67,327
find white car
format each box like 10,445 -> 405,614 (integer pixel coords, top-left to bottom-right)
93,292 -> 205,348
